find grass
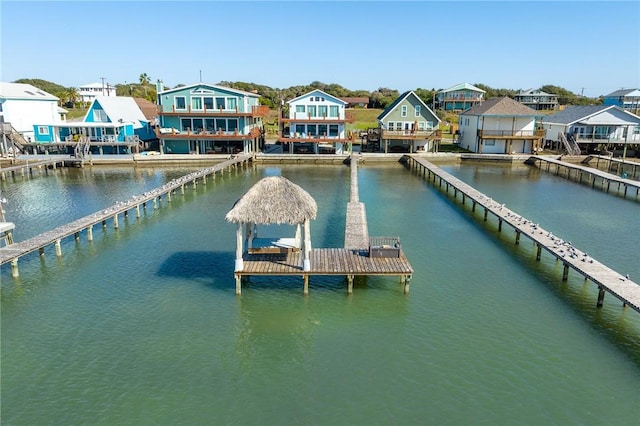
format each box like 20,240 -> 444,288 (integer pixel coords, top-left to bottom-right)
65,107 -> 88,120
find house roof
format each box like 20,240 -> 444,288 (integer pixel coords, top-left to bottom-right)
158,83 -> 260,98
376,91 -> 441,122
84,96 -> 148,128
0,82 -> 58,101
516,88 -> 556,96
133,97 -> 158,121
287,89 -> 347,105
79,83 -> 109,89
340,97 -> 369,104
605,88 -> 640,97
461,97 -> 538,116
542,105 -> 640,126
438,82 -> 486,94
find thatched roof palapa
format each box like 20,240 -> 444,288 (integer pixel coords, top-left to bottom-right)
225,176 -> 317,225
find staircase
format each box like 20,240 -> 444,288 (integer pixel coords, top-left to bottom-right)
0,123 -> 28,155
558,132 -> 581,155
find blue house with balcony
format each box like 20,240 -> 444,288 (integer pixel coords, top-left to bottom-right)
603,89 -> 640,113
155,81 -> 268,154
32,96 -> 153,155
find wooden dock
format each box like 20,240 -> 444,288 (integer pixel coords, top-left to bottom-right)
0,159 -> 66,180
235,155 -> 413,294
526,156 -> 640,199
405,155 -> 640,313
582,155 -> 640,179
0,155 -> 252,276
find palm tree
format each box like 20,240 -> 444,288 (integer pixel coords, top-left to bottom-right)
139,73 -> 151,97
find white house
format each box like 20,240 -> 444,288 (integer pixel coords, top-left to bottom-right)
278,89 -> 352,154
78,82 -> 116,103
458,97 -> 542,154
540,105 -> 640,154
0,82 -> 62,141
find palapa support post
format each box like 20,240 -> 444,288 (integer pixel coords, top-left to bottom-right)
303,275 -> 309,295
347,275 -> 354,294
303,218 -> 311,272
403,275 -> 411,294
235,223 -> 244,272
596,286 -> 605,308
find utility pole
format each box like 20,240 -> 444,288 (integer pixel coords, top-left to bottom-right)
101,77 -> 106,95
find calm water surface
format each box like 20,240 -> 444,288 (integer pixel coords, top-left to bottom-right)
1,162 -> 639,425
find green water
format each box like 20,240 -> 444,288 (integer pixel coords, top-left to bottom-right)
1,163 -> 639,425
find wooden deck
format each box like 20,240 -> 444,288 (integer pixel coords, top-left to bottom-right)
526,156 -> 640,199
237,248 -> 412,276
406,155 -> 640,313
0,155 -> 252,275
235,154 -> 412,295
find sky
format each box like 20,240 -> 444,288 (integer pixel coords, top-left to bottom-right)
1,0 -> 638,98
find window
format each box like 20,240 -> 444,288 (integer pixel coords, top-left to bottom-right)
415,105 -> 421,117
205,118 -> 215,132
308,105 -> 317,117
396,122 -> 403,130
318,105 -> 327,117
175,97 -> 186,110
296,124 -> 305,136
634,126 -> 640,135
228,118 -> 238,132
192,118 -> 203,132
227,98 -> 237,110
204,97 -> 214,110
181,118 -> 191,131
485,140 -> 495,146
38,126 -> 49,135
93,109 -> 107,122
418,122 -> 425,131
318,124 -> 328,136
216,119 -> 227,131
388,122 -> 395,131
307,124 -> 317,136
296,105 -> 305,113
216,97 -> 226,109
329,106 -> 338,117
401,105 -> 407,117
329,124 -> 339,136
426,121 -> 433,130
192,97 -> 203,110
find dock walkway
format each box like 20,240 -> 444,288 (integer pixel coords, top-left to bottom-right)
526,156 -> 640,199
406,155 -> 640,313
0,155 -> 252,276
0,159 -> 66,180
344,155 -> 369,249
582,155 -> 640,179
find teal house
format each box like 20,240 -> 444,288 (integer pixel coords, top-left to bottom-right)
437,83 -> 485,111
32,96 -> 150,155
155,82 -> 268,154
376,91 -> 441,153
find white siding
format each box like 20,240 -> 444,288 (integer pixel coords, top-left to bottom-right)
2,99 -> 61,139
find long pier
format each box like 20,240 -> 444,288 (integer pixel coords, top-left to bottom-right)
405,155 -> 640,313
526,156 -> 640,199
582,155 -> 640,179
0,159 -> 66,181
0,155 -> 252,276
234,155 -> 413,295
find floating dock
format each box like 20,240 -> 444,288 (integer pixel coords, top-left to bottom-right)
406,155 -> 640,313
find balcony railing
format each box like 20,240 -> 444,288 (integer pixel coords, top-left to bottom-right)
155,126 -> 262,139
280,110 -> 355,123
160,105 -> 270,117
381,129 -> 441,139
478,129 -> 545,138
277,132 -> 352,143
